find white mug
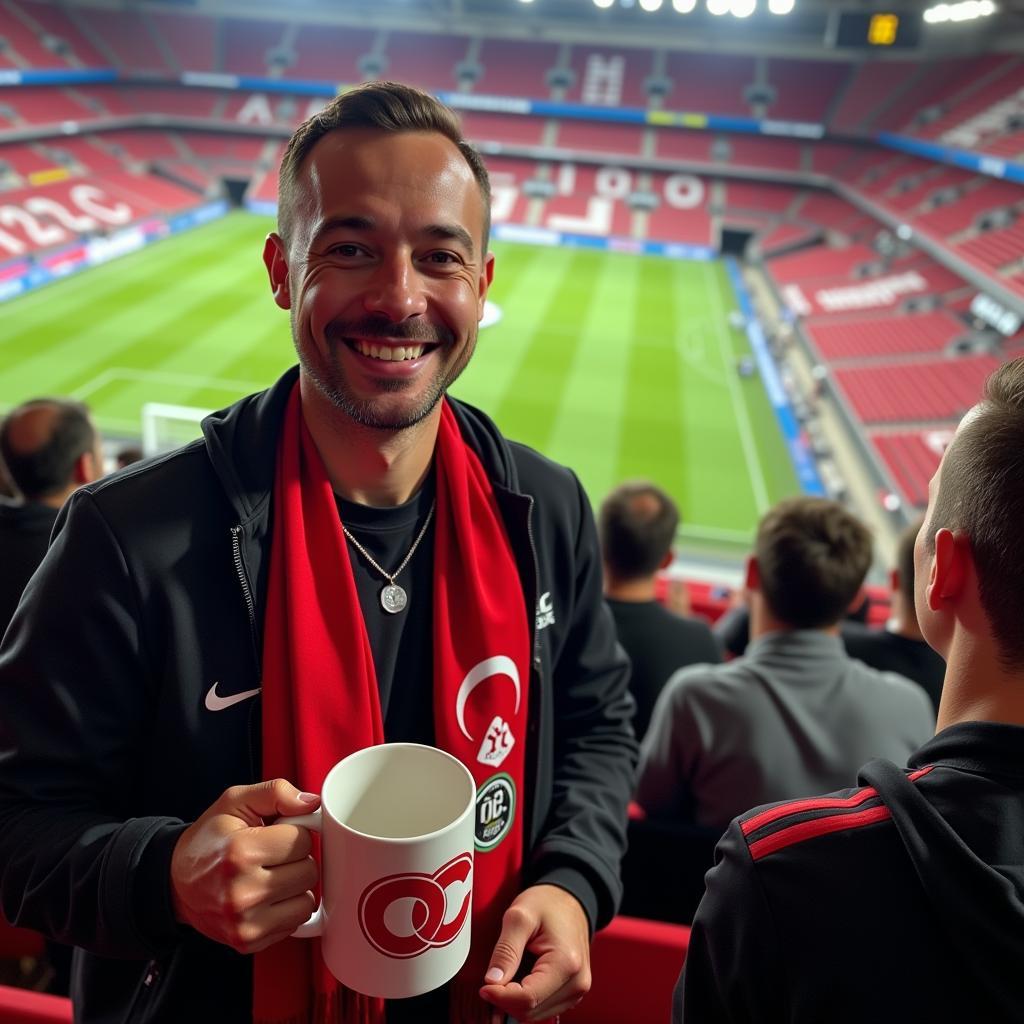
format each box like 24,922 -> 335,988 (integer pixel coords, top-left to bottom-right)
280,742 -> 477,999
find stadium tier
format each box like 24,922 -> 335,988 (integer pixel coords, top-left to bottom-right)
833,355 -> 1002,424
148,10 -> 218,73
871,430 -> 952,508
829,61 -> 920,135
6,0 -> 108,67
562,44 -> 653,108
287,24 -> 375,84
65,6 -> 173,74
222,18 -> 287,76
376,32 -> 471,93
474,38 -> 560,99
553,121 -> 646,156
805,311 -> 967,363
763,58 -> 848,124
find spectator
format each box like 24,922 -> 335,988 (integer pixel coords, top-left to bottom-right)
115,445 -> 144,470
0,396 -> 102,996
0,398 -> 103,634
675,357 -> 1024,1024
843,517 -> 946,712
599,481 -> 720,741
0,83 -> 635,1024
636,496 -> 934,831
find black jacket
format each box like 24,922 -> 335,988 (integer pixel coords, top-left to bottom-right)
0,367 -> 637,1023
675,722 -> 1024,1023
0,497 -> 58,636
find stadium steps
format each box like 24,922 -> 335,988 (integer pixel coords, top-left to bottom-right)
62,4 -> 123,69
141,9 -> 180,75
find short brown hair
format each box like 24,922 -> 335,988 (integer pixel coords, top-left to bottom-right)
277,81 -> 491,249
754,496 -> 873,629
925,357 -> 1024,669
896,517 -> 924,608
599,481 -> 679,580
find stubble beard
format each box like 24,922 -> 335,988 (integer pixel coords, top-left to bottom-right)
293,312 -> 477,432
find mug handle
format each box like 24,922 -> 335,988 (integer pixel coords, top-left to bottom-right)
276,808 -> 324,938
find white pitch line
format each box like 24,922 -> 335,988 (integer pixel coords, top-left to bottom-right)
71,368 -> 265,402
703,263 -> 770,514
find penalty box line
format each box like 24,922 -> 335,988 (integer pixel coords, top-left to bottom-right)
71,368 -> 266,403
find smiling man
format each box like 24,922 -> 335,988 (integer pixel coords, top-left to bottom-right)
0,83 -> 637,1024
673,356 -> 1024,1023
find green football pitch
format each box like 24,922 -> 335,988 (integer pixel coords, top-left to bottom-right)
0,211 -> 800,554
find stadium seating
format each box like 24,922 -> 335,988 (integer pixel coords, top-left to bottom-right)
6,0 -> 108,68
829,60 -> 920,134
461,112 -> 547,148
475,38 -> 559,99
769,242 -> 879,284
662,52 -> 754,116
553,120 -> 645,156
765,59 -> 849,124
379,32 -> 471,93
0,88 -> 95,126
0,10 -> 68,69
561,45 -> 653,108
833,354 -> 1001,424
222,18 -> 287,76
286,24 -> 374,85
871,430 -> 950,507
757,222 -> 819,255
571,916 -> 690,1024
724,181 -> 800,216
66,6 -> 172,74
806,310 -> 967,362
918,59 -> 1024,143
956,220 -> 1024,275
0,984 -> 71,1023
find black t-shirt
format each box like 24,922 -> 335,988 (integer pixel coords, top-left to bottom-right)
335,480 -> 448,1022
606,598 -> 721,742
335,478 -> 436,746
842,623 -> 946,713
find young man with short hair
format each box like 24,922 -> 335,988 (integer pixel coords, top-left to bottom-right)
674,358 -> 1024,1023
636,496 -> 934,831
0,83 -> 636,1024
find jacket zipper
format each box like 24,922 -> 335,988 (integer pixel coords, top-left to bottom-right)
524,496 -> 541,669
125,960 -> 162,1022
230,525 -> 260,668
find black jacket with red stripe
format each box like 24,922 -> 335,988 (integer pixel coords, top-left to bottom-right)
675,722 -> 1024,1024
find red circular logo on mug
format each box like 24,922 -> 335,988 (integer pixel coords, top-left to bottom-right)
358,852 -> 473,959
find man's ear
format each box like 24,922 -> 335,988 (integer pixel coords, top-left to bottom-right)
73,451 -> 96,485
477,251 -> 495,320
263,233 -> 291,310
926,528 -> 968,612
744,556 -> 759,593
658,550 -> 674,571
889,568 -> 900,595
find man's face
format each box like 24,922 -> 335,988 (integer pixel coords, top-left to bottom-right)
266,128 -> 493,432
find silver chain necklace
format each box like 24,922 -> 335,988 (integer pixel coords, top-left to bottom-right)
341,500 -> 435,614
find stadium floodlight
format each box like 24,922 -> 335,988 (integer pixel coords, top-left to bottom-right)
768,0 -> 794,12
593,0 -> 616,8
731,0 -> 756,15
673,0 -> 698,10
707,0 -> 730,14
924,0 -> 996,20
639,0 -> 664,10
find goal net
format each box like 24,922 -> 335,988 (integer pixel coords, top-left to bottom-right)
141,402 -> 211,457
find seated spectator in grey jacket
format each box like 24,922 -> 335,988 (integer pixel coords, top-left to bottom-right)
599,481 -> 720,742
843,517 -> 945,713
636,496 -> 934,831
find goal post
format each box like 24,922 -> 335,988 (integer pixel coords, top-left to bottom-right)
140,402 -> 211,456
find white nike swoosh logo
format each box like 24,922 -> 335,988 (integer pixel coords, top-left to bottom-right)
205,682 -> 262,712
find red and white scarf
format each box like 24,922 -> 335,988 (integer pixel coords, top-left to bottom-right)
254,382 -> 530,1023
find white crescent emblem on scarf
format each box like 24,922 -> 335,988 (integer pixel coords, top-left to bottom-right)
456,656 -> 521,741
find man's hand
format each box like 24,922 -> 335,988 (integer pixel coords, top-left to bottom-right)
169,779 -> 320,954
479,884 -> 591,1023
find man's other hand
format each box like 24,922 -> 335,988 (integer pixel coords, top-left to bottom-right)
480,884 -> 591,1022
169,779 -> 320,954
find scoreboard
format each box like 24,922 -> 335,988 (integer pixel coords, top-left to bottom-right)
836,12 -> 921,49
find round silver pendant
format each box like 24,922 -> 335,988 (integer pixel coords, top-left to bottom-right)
381,584 -> 408,614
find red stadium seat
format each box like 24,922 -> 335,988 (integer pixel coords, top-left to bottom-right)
569,916 -> 690,1024
0,986 -> 71,1024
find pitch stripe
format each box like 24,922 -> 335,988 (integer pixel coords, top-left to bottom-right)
702,262 -> 769,513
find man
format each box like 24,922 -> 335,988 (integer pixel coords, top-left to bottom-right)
843,517 -> 946,712
635,496 -> 934,831
0,398 -> 103,633
675,357 -> 1024,1023
0,83 -> 637,1024
598,481 -> 719,741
